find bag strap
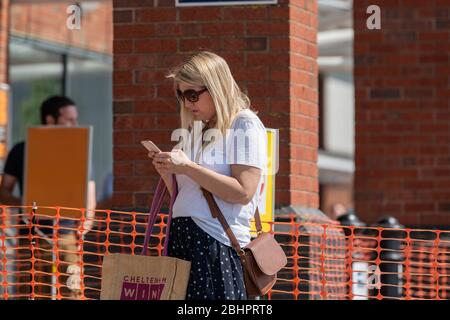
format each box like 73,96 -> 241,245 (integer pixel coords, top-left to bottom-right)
141,175 -> 178,256
200,187 -> 263,254
141,178 -> 166,256
162,175 -> 178,256
198,121 -> 263,253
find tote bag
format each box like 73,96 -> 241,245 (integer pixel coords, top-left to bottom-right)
100,176 -> 191,300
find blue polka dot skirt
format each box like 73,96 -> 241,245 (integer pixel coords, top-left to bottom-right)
168,217 -> 247,300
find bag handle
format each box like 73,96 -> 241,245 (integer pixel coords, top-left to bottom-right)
141,175 -> 177,256
141,178 -> 166,256
162,175 -> 178,256
200,187 -> 263,254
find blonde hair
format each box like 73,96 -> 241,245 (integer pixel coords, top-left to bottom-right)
167,51 -> 251,136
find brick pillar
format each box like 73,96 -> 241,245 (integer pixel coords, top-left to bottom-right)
354,1 -> 450,226
112,0 -> 319,211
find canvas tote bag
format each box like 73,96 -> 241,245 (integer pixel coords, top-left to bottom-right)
100,176 -> 191,300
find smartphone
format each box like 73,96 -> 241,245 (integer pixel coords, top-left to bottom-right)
141,140 -> 162,153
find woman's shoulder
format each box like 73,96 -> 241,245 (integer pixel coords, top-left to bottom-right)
235,108 -> 258,119
231,108 -> 265,130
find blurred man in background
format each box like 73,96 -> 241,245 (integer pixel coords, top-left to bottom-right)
0,96 -> 78,205
0,96 -> 93,299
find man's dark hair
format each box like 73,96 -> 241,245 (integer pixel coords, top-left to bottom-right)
40,96 -> 76,125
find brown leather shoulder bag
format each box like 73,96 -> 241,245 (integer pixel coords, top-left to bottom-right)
201,188 -> 287,298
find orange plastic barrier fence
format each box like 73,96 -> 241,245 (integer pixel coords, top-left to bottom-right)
0,205 -> 449,300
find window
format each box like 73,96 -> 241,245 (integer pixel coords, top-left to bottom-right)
8,37 -> 112,200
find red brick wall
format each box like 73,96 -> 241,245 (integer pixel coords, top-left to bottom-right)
0,0 -> 8,84
10,1 -> 112,54
354,1 -> 450,226
112,0 -> 319,210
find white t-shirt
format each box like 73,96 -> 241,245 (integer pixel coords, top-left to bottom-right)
172,109 -> 268,247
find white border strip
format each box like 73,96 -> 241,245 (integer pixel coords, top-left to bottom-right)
318,151 -> 354,173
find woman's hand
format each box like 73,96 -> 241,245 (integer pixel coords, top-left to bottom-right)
153,149 -> 194,175
147,151 -> 169,177
147,150 -> 159,160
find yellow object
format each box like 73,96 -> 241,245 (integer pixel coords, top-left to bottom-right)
0,84 -> 8,126
0,84 -> 9,159
251,129 -> 278,235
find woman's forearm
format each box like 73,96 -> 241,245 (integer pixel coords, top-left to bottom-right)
184,162 -> 249,204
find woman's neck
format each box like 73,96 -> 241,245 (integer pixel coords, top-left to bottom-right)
203,115 -> 217,129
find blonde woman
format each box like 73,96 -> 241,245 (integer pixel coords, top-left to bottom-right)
148,51 -> 267,300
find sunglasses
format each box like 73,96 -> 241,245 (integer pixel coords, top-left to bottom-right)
176,87 -> 208,103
